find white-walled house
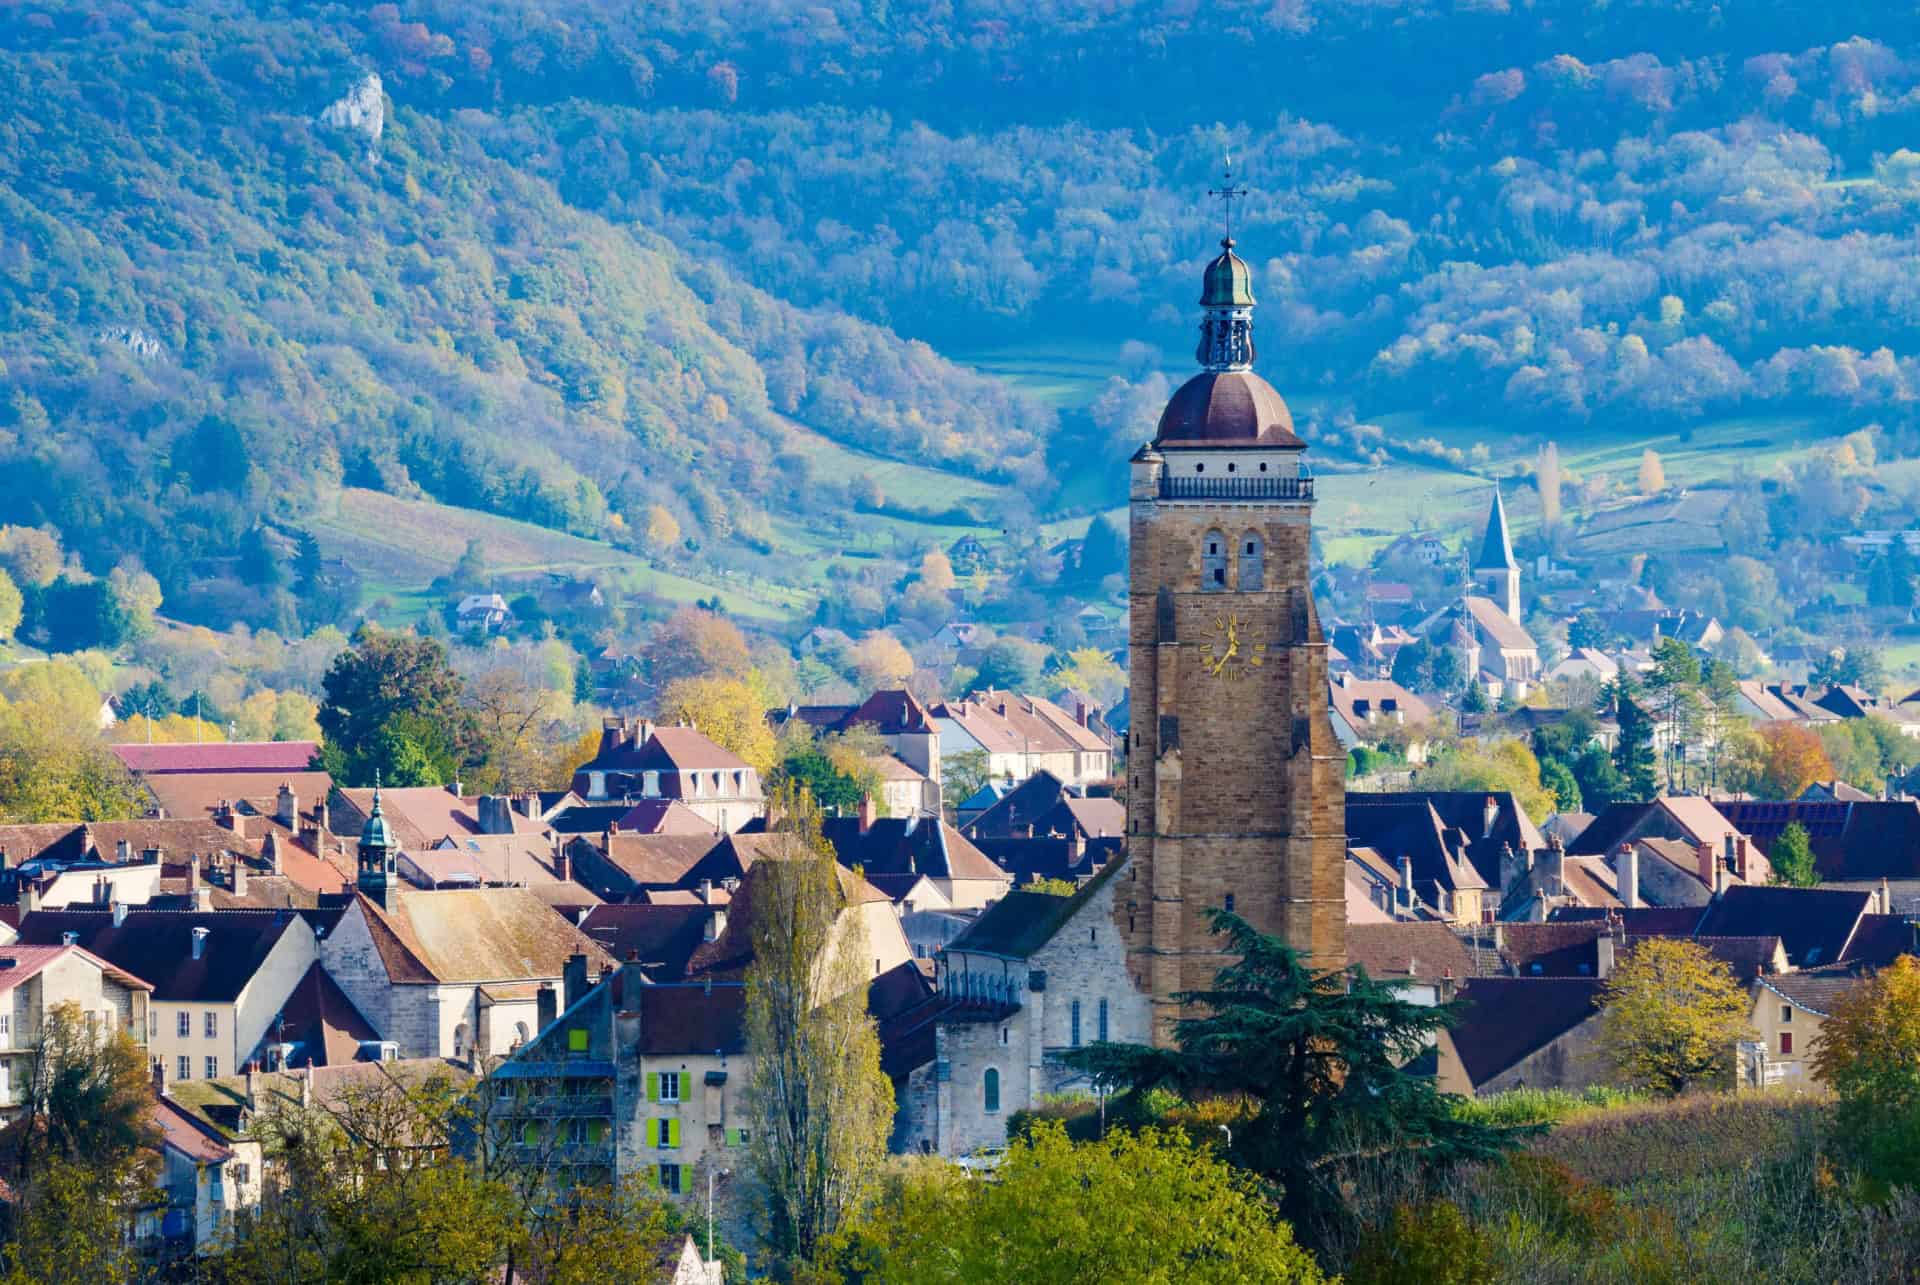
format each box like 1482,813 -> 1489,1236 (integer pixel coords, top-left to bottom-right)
16,909 -> 313,1086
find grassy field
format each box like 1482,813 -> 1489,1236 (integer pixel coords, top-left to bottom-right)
306,488 -> 806,624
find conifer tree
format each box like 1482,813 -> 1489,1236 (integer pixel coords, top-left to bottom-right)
1065,912 -> 1523,1245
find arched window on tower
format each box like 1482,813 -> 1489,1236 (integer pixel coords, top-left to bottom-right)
1239,532 -> 1265,590
1202,531 -> 1228,591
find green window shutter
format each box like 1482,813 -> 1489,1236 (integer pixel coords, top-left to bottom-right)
647,1072 -> 659,1103
567,1027 -> 588,1053
724,1127 -> 739,1147
646,1118 -> 659,1148
667,1119 -> 680,1148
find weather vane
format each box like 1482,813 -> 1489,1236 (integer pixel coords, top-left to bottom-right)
1208,153 -> 1248,246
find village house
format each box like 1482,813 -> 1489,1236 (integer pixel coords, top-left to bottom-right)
570,720 -> 764,833
18,908 -> 314,1086
820,809 -> 1011,913
0,943 -> 152,1120
1435,977 -> 1606,1095
455,593 -> 514,633
891,862 -> 1151,1159
1327,674 -> 1434,763
317,792 -> 613,1061
931,691 -> 1112,789
1745,972 -> 1857,1088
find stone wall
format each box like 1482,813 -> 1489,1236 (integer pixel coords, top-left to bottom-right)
1125,484 -> 1347,1045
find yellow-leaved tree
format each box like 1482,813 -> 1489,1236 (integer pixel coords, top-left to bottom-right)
851,631 -> 913,690
659,671 -> 779,775
1597,937 -> 1752,1096
743,784 -> 893,1270
809,1123 -> 1326,1284
1812,956 -> 1920,1191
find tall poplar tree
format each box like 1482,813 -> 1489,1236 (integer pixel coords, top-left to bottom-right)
742,785 -> 894,1268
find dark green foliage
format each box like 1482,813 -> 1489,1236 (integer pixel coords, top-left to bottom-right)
1569,743 -> 1626,814
1609,676 -> 1658,803
316,628 -> 473,786
1769,822 -> 1819,887
1079,515 -> 1126,583
22,578 -> 131,653
974,638 -> 1047,692
1539,756 -> 1581,813
1065,912 -> 1525,1247
115,680 -> 175,721
1567,610 -> 1612,652
778,744 -> 867,813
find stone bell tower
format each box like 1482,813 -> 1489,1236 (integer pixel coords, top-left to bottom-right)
1118,218 -> 1346,1046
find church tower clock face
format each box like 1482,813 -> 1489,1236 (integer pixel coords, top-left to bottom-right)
1202,612 -> 1266,681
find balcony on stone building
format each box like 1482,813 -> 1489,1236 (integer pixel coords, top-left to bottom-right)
1158,474 -> 1313,502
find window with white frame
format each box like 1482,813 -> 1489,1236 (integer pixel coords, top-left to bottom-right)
204,1011 -> 218,1039
659,1071 -> 681,1103
176,1011 -> 190,1038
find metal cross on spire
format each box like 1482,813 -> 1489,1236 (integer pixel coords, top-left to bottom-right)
1208,153 -> 1249,246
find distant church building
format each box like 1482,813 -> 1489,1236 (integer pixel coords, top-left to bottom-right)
1421,487 -> 1540,700
1123,224 -> 1347,1045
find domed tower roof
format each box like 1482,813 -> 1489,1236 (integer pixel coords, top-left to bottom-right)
360,782 -> 394,851
1151,217 -> 1303,449
1200,239 -> 1255,308
1155,370 -> 1302,448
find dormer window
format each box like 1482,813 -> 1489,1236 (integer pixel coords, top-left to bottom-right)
642,771 -> 660,798
1353,700 -> 1371,721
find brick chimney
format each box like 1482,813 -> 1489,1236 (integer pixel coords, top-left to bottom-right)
275,783 -> 297,829
1615,843 -> 1640,909
222,808 -> 248,842
231,858 -> 248,900
152,1058 -> 169,1099
563,953 -> 589,1011
1696,841 -> 1715,888
858,795 -> 877,834
537,983 -> 558,1032
1483,795 -> 1499,840
552,838 -> 570,884
262,832 -> 283,877
476,795 -> 514,835
186,856 -> 200,894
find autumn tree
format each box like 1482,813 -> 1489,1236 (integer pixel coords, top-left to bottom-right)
1638,448 -> 1666,494
773,723 -> 884,814
464,668 -> 570,793
1597,938 -> 1752,1096
644,504 -> 682,551
1048,646 -> 1126,708
1538,441 -> 1563,528
0,526 -> 62,589
1413,737 -> 1555,824
0,1002 -> 158,1283
742,785 -> 894,1268
1754,722 -> 1833,800
643,607 -> 752,692
814,1124 -> 1327,1284
0,664 -> 144,823
660,672 -> 778,775
1813,956 -> 1920,1190
917,549 -> 957,593
0,570 -> 20,644
851,630 -> 913,690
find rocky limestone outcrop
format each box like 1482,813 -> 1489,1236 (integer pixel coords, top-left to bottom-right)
318,73 -> 384,145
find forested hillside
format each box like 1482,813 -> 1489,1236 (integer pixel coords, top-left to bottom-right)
8,0 -> 1920,630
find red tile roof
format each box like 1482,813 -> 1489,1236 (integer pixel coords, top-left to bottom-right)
113,742 -> 319,775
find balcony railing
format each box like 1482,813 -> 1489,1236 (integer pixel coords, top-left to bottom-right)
1158,474 -> 1313,501
515,1095 -> 616,1117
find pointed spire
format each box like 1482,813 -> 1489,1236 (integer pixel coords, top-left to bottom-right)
1473,486 -> 1518,572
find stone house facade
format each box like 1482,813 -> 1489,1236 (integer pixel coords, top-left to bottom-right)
0,944 -> 152,1119
893,863 -> 1150,1158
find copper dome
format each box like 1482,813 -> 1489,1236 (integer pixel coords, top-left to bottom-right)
1153,369 -> 1303,448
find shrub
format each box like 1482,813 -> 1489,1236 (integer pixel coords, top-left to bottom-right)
1347,1200 -> 1493,1285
